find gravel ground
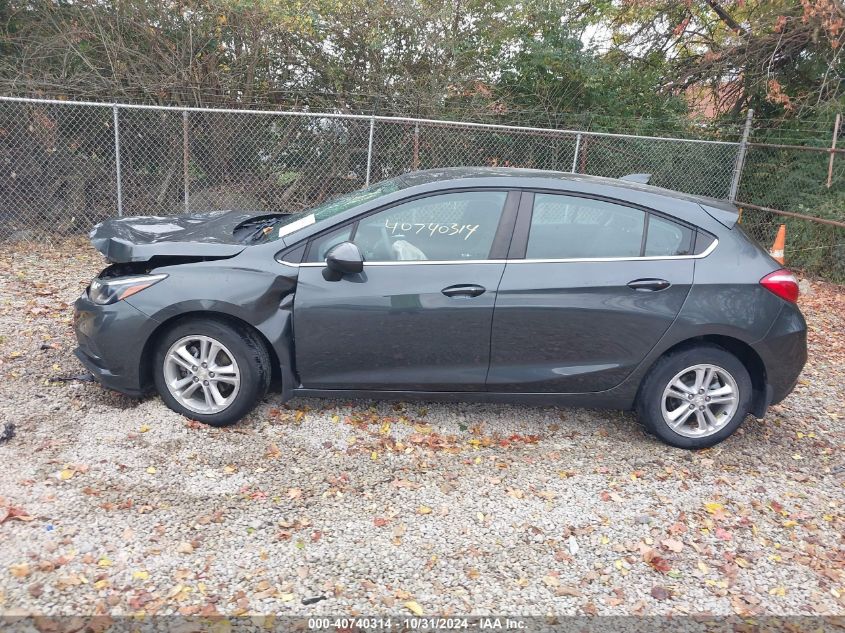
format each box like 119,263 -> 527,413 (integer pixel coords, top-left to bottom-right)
0,238 -> 843,619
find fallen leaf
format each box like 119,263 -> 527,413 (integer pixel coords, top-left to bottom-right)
0,501 -> 33,524
715,527 -> 733,541
556,586 -> 582,597
10,563 -> 30,578
176,542 -> 194,554
662,538 -> 684,553
651,585 -> 670,600
642,548 -> 671,573
404,600 -> 424,616
417,506 -> 432,515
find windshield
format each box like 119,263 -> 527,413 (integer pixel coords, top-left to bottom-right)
265,178 -> 403,242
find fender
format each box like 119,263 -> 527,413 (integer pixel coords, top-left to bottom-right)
125,260 -> 299,399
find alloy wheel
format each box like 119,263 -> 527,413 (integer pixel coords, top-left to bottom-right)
162,335 -> 241,414
660,363 -> 739,438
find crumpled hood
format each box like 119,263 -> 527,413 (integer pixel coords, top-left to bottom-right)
90,210 -> 255,263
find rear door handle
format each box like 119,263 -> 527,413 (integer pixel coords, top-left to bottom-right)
627,278 -> 671,292
442,284 -> 486,298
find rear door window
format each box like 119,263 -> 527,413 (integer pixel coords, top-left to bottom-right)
526,194 -> 645,259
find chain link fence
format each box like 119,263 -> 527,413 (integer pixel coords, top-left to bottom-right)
735,122 -> 845,281
0,96 -> 842,280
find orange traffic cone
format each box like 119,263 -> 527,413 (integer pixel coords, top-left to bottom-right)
770,224 -> 786,265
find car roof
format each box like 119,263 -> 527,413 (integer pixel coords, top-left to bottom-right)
395,167 -> 738,215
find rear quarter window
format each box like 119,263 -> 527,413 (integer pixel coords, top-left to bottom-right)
645,215 -> 694,256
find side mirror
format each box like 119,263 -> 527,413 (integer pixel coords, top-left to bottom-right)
324,241 -> 363,281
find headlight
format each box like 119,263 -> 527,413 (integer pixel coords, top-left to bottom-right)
88,274 -> 167,305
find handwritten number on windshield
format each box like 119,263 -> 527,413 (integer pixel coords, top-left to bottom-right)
384,220 -> 479,240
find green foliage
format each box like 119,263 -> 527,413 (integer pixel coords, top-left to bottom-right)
739,143 -> 845,281
0,0 -> 842,279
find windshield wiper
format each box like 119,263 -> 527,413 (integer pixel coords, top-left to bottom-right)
242,219 -> 279,243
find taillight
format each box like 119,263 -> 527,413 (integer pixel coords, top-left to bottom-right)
760,269 -> 799,303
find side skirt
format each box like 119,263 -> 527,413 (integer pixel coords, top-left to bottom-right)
290,388 -> 634,410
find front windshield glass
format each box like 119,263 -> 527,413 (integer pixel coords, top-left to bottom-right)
269,178 -> 403,241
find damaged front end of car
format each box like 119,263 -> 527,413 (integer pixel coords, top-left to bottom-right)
76,210 -> 301,401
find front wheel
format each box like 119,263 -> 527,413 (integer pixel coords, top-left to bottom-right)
636,344 -> 752,449
153,317 -> 271,426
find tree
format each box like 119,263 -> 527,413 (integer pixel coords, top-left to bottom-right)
582,0 -> 845,119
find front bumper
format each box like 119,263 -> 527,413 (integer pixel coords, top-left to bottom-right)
73,291 -> 156,396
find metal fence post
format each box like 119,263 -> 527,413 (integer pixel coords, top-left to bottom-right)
365,115 -> 375,187
827,112 -> 841,189
182,110 -> 190,213
729,108 -> 754,202
412,122 -> 420,170
579,134 -> 590,174
112,104 -> 123,216
571,133 -> 582,173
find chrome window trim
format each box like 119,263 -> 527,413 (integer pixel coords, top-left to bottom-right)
286,259 -> 508,268
278,238 -> 717,267
513,237 -> 717,263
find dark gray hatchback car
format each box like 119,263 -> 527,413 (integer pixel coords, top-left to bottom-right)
74,167 -> 807,448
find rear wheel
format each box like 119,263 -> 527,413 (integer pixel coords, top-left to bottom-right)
153,317 -> 271,426
637,344 -> 752,449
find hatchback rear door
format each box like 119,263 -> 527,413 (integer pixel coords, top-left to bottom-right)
487,191 -> 696,393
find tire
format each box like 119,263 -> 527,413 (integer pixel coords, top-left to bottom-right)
636,344 -> 752,449
153,317 -> 271,426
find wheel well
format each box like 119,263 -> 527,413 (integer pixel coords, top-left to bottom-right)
642,335 -> 768,417
139,311 -> 281,391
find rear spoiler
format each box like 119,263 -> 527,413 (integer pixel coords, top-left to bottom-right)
620,173 -> 652,184
618,172 -> 739,228
700,202 -> 739,228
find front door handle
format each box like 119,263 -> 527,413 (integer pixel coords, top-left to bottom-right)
627,278 -> 671,292
442,284 -> 486,298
